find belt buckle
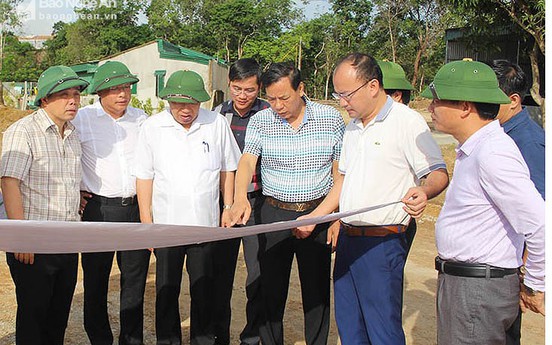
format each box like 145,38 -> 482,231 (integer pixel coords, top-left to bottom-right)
121,197 -> 132,207
295,202 -> 307,212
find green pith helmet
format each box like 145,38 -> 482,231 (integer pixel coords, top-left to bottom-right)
421,59 -> 510,104
159,70 -> 211,103
377,60 -> 414,91
34,65 -> 89,106
90,61 -> 139,94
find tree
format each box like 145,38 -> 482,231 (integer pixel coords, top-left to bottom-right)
0,0 -> 22,106
448,0 -> 545,114
330,0 -> 374,49
206,0 -> 300,61
44,0 -> 154,65
0,33 -> 42,82
146,0 -> 213,53
372,0 -> 409,62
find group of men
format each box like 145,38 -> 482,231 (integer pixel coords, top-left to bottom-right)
0,51 -> 544,345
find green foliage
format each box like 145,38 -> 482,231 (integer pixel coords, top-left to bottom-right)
156,100 -> 166,113
0,33 -> 43,81
43,0 -> 154,65
130,96 -> 155,116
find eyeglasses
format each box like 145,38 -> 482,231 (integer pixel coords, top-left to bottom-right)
332,80 -> 371,101
230,86 -> 258,97
108,84 -> 132,92
429,82 -> 439,100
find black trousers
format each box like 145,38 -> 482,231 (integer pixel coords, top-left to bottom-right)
7,252 -> 78,345
404,218 -> 417,256
212,195 -> 264,345
155,243 -> 214,345
258,202 -> 331,345
81,197 -> 151,345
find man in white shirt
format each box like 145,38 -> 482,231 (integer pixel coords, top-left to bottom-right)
135,70 -> 241,345
73,61 -> 151,345
298,53 -> 448,344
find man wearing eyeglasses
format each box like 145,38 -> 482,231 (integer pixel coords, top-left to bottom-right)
297,53 -> 448,344
212,58 -> 269,345
135,70 -> 241,345
1,65 -> 88,344
73,61 -> 151,345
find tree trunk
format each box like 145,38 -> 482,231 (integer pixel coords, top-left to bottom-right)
387,10 -> 396,62
225,38 -> 230,62
411,47 -> 423,89
528,41 -> 544,125
0,82 -> 5,106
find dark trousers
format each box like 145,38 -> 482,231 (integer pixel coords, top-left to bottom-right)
334,230 -> 407,345
7,252 -> 78,345
258,202 -> 331,345
155,243 -> 214,345
505,308 -> 522,344
81,197 -> 151,345
212,195 -> 264,345
404,218 -> 417,256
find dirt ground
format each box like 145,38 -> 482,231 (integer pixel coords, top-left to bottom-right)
0,105 -> 545,344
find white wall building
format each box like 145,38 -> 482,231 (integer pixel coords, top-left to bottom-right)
72,39 -> 229,110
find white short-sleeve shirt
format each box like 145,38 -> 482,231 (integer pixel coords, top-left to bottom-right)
134,108 -> 241,227
339,97 -> 446,225
74,102 -> 147,198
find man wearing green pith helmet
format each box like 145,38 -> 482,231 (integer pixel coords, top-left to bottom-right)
1,65 -> 88,344
73,61 -> 151,345
134,70 -> 241,345
377,60 -> 419,254
378,60 -> 415,105
422,59 -> 545,344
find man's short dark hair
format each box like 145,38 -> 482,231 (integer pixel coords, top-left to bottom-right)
385,89 -> 412,104
261,62 -> 302,90
491,59 -> 529,98
229,58 -> 262,85
335,52 -> 383,86
473,102 -> 500,121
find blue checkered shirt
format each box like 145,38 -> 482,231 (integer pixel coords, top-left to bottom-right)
244,99 -> 345,202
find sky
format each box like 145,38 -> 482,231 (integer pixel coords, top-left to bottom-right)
16,0 -> 332,36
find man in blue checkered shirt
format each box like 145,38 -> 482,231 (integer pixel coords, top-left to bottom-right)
231,62 -> 345,345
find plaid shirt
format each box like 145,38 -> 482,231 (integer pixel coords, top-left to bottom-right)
244,98 -> 344,202
1,109 -> 81,221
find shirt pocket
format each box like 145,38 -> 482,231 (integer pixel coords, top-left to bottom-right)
195,140 -> 221,171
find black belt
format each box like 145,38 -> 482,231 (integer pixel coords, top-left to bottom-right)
247,190 -> 263,199
89,193 -> 137,207
435,256 -> 519,278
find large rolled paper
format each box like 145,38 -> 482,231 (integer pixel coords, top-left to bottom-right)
0,201 -> 401,253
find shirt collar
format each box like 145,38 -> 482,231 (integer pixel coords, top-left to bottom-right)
94,100 -> 128,119
458,120 -> 501,157
36,108 -> 75,135
352,95 -> 394,127
158,108 -> 207,132
227,98 -> 267,118
502,107 -> 529,134
271,96 -> 311,125
375,96 -> 394,122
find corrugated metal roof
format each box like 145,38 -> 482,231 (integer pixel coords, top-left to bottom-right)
156,39 -> 226,66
